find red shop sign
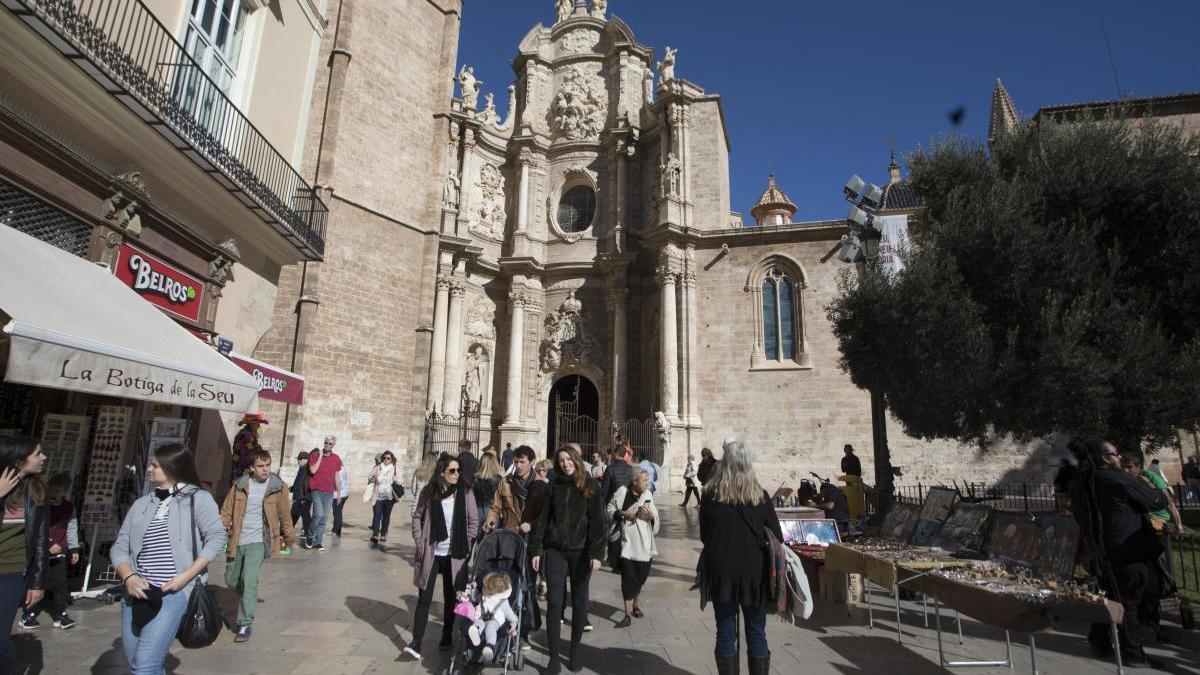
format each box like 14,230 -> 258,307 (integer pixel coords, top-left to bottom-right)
228,352 -> 305,405
114,243 -> 205,322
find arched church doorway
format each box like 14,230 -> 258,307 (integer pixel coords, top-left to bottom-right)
547,375 -> 599,459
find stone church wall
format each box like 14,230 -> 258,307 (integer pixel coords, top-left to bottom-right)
254,0 -> 462,484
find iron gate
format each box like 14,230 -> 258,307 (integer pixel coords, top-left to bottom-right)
614,417 -> 663,465
553,380 -> 598,457
422,387 -> 483,457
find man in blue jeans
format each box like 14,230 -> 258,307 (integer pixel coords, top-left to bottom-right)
303,436 -> 343,551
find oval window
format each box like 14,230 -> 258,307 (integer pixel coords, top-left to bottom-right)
557,185 -> 596,233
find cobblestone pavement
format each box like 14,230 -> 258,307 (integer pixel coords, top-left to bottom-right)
12,499 -> 1199,674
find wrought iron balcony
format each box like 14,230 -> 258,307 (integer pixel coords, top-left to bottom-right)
3,0 -> 327,258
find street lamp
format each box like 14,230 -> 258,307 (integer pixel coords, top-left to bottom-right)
840,173 -> 894,518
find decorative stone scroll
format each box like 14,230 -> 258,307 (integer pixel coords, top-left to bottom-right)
562,28 -> 599,54
551,65 -> 607,141
471,163 -> 507,241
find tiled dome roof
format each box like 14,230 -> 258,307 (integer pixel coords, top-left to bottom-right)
750,175 -> 797,223
879,155 -> 920,211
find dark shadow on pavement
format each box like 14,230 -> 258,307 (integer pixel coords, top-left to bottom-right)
84,637 -> 179,674
11,633 -> 42,674
819,634 -> 956,674
345,594 -> 410,652
583,644 -> 695,675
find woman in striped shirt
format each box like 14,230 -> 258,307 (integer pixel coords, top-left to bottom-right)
111,443 -> 227,675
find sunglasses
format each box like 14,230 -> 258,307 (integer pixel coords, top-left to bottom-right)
445,467 -> 460,474
1105,451 -> 1119,457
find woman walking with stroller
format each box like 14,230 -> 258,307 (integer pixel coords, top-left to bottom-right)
607,469 -> 659,628
698,438 -> 783,675
529,446 -> 606,673
405,452 -> 478,660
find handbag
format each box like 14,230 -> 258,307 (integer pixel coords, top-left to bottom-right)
735,505 -> 787,615
177,494 -> 222,648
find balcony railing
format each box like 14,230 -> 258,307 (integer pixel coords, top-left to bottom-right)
3,0 -> 327,258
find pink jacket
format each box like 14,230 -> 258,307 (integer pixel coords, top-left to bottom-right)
411,488 -> 478,589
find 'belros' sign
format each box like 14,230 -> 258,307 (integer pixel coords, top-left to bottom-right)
115,243 -> 205,322
228,352 -> 305,405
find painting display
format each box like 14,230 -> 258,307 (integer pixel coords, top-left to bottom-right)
1031,514 -> 1080,579
880,502 -> 922,542
931,502 -> 993,553
911,487 -> 959,546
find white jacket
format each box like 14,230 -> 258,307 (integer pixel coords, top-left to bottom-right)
606,486 -> 659,561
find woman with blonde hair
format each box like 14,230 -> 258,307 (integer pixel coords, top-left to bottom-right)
473,451 -> 504,535
410,452 -> 439,516
698,439 -> 783,675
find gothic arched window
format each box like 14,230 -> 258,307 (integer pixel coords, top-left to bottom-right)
761,267 -> 797,360
747,256 -> 811,370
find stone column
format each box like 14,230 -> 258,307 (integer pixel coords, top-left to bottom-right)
609,287 -> 628,422
504,290 -> 526,425
517,153 -> 530,233
657,267 -> 679,420
441,281 -> 467,414
684,266 -> 701,424
675,271 -> 689,424
426,276 -> 451,410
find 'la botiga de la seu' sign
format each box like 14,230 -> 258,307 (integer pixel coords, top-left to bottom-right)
115,243 -> 204,322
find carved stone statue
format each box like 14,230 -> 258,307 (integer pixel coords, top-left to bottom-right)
539,290 -> 594,375
458,65 -> 481,112
442,168 -> 460,209
657,47 -> 677,84
590,0 -> 606,19
556,0 -> 573,22
479,92 -> 498,124
642,69 -> 654,105
551,66 -> 607,140
654,411 -> 672,450
660,152 -> 682,198
464,345 -> 486,404
471,164 -> 506,241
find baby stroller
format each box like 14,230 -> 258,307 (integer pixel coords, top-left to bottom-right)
447,529 -> 528,674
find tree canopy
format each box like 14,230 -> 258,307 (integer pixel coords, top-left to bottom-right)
827,114 -> 1200,452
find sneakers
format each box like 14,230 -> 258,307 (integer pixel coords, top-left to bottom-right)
520,638 -> 532,652
300,539 -> 313,550
582,622 -> 593,632
279,545 -> 292,556
234,625 -> 252,642
314,544 -> 327,552
402,641 -> 422,659
467,625 -> 482,646
17,613 -> 39,630
53,613 -> 77,630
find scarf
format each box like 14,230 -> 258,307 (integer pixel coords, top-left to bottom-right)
510,470 -> 533,507
429,482 -> 468,559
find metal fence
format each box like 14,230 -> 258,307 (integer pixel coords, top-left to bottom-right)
13,0 -> 328,256
421,389 -> 483,458
613,418 -> 663,465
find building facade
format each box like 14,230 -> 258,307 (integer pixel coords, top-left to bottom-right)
0,0 -> 328,490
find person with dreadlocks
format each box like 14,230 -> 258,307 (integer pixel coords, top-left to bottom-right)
1067,437 -> 1168,669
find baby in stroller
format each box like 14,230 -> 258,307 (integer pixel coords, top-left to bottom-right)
466,571 -> 519,661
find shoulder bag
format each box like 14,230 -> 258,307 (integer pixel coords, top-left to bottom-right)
735,504 -> 787,615
177,494 -> 222,648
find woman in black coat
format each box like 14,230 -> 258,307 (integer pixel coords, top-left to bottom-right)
698,439 -> 783,675
0,437 -> 48,673
529,446 -> 606,674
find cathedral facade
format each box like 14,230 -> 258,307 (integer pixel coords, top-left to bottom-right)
254,0 -> 1072,489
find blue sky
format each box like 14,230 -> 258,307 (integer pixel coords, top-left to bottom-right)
457,1 -> 1200,221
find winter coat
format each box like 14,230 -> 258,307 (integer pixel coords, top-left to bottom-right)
606,486 -> 659,562
485,471 -> 535,532
600,459 -> 633,504
411,486 -> 478,589
698,490 -> 783,608
696,457 -> 716,485
220,474 -> 295,558
529,474 -> 606,561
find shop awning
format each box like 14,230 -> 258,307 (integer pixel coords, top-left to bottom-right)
0,225 -> 259,413
228,352 -> 305,405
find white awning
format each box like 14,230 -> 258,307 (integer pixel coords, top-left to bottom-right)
0,225 -> 259,413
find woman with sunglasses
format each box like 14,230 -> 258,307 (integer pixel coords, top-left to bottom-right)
368,451 -> 405,546
405,453 -> 478,660
529,446 -> 606,673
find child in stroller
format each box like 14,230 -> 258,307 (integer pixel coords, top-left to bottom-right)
467,572 -> 519,661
